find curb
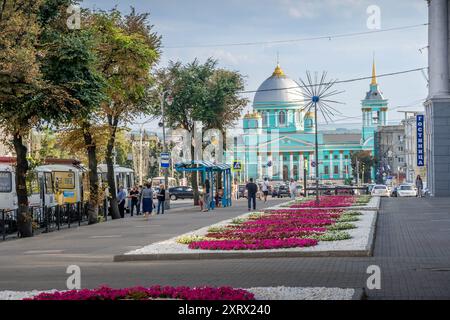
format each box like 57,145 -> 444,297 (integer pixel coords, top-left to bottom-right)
113,248 -> 372,262
352,288 -> 366,300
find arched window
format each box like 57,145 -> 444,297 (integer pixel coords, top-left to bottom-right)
262,112 -> 268,127
279,111 -> 286,126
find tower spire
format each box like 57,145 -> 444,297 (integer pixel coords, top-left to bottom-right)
371,55 -> 377,86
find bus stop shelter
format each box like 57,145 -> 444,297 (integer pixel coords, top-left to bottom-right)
175,160 -> 232,209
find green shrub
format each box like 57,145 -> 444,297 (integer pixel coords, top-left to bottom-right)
314,231 -> 351,241
337,215 -> 360,223
231,218 -> 247,225
327,222 -> 356,231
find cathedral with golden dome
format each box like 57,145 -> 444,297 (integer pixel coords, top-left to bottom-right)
235,62 -> 387,183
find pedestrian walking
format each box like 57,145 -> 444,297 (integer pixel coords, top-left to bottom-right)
232,179 -> 238,200
129,185 -> 140,216
289,178 -> 298,199
261,177 -> 270,203
157,184 -> 166,214
141,183 -> 154,218
117,186 -> 126,218
246,178 -> 258,211
203,179 -> 211,212
415,175 -> 424,197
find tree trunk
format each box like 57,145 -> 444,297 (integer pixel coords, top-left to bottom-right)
82,124 -> 99,225
190,144 -> 199,205
12,133 -> 32,237
106,115 -> 120,219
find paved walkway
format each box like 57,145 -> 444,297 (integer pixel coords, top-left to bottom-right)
1,197 -> 450,299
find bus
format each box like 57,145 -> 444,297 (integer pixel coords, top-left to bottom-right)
150,176 -> 177,188
0,161 -> 57,210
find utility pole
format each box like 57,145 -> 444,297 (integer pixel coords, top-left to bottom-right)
160,90 -> 173,210
356,158 -> 360,186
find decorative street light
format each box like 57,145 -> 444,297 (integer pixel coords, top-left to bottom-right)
295,72 -> 344,205
160,90 -> 173,209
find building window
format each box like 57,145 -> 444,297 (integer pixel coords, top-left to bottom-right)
279,111 -> 286,126
344,155 -> 349,159
334,165 -> 339,175
325,155 -> 329,160
334,155 -> 338,160
324,166 -> 329,175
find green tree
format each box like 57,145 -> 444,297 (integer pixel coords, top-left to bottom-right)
39,2 -> 106,224
152,59 -> 247,204
0,0 -> 106,233
89,8 -> 160,219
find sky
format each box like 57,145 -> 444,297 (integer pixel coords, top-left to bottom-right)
81,0 -> 429,132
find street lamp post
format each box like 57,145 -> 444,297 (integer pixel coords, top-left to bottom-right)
160,90 -> 173,210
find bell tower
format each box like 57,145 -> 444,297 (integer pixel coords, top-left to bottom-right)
361,59 -> 388,146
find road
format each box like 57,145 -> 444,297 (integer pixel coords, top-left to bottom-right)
0,197 -> 450,299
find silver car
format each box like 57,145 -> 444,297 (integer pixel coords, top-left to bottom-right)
371,185 -> 390,197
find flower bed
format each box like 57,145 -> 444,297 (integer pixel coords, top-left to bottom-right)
188,238 -> 318,250
290,196 -> 356,208
182,201 -> 360,251
26,286 -> 255,301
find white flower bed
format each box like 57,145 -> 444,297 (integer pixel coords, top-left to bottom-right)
0,287 -> 356,300
120,204 -> 377,257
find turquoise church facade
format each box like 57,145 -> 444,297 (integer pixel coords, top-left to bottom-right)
235,62 -> 388,183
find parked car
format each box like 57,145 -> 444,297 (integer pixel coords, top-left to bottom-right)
272,185 -> 290,198
168,186 -> 194,200
371,185 -> 390,197
397,184 -> 417,197
367,184 -> 376,194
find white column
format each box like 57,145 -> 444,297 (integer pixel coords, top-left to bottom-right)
310,153 -> 315,178
428,0 -> 449,97
289,153 -> 294,179
340,152 -> 344,179
257,154 -> 262,180
279,154 -> 283,179
299,153 -> 304,178
329,152 -> 333,179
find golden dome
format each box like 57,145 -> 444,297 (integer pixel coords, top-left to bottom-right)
272,64 -> 285,77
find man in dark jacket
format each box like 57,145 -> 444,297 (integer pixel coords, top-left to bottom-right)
246,178 -> 258,211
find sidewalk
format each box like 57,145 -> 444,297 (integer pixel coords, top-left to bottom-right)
0,198 -> 286,263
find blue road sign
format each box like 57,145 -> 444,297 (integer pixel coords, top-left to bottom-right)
160,152 -> 170,168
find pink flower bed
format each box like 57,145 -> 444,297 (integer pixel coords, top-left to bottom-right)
186,196 -> 355,251
26,285 -> 255,301
290,196 -> 355,208
188,238 -> 318,250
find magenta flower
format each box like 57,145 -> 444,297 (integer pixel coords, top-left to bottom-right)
26,286 -> 255,301
188,238 -> 318,250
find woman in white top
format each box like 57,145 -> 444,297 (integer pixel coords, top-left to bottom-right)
289,178 -> 298,199
261,178 -> 270,203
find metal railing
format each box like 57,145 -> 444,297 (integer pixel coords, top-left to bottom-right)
1,200 -> 109,241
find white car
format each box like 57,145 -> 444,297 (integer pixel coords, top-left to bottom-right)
371,185 -> 390,197
397,184 -> 417,197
